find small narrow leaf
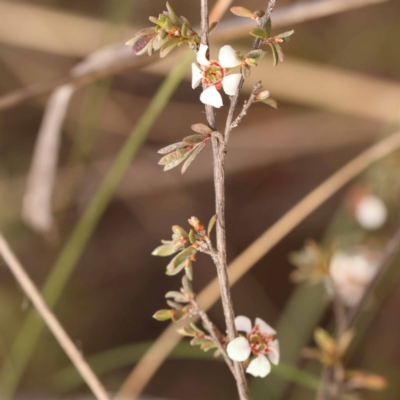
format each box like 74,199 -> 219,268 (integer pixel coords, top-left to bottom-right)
172,225 -> 188,237
262,98 -> 278,109
181,142 -> 206,174
125,36 -> 141,46
189,229 -> 197,246
265,18 -> 272,37
152,244 -> 178,257
153,309 -> 172,321
268,43 -> 279,66
160,38 -> 180,58
132,34 -> 156,55
191,123 -> 213,134
275,43 -> 285,63
165,291 -> 188,303
230,6 -> 256,19
182,275 -> 193,295
276,29 -> 295,40
183,134 -> 207,145
185,261 -> 193,281
250,28 -> 267,39
166,1 -> 180,26
167,247 -> 197,275
158,141 -> 186,154
207,215 -> 217,236
246,49 -> 266,60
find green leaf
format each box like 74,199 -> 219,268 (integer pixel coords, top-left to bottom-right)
262,98 -> 278,109
152,244 -> 178,257
207,215 -> 217,236
166,247 -> 197,275
149,16 -> 159,25
255,90 -> 270,101
181,142 -> 206,174
160,38 -> 180,58
183,134 -> 207,145
172,225 -> 188,237
191,123 -> 213,134
265,17 -> 272,37
166,1 -> 180,26
185,261 -> 193,281
171,309 -> 187,322
268,43 -> 279,66
276,29 -> 295,40
125,36 -> 141,46
165,291 -> 188,303
182,275 -> 193,295
246,49 -> 265,60
189,229 -> 197,245
242,65 -> 251,78
153,309 -> 172,321
249,28 -> 267,39
181,22 -> 188,38
158,148 -> 191,171
230,6 -> 256,19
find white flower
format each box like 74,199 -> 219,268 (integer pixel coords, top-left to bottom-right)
355,195 -> 387,230
192,44 -> 242,108
227,316 -> 279,378
330,252 -> 377,307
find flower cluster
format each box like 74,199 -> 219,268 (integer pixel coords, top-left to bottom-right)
227,316 -> 279,378
126,2 -> 200,57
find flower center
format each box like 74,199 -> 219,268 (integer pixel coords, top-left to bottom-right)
247,325 -> 273,356
203,61 -> 225,88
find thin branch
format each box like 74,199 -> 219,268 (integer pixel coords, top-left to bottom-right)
224,1 -> 276,143
120,129 -> 400,397
190,299 -> 236,378
200,0 -> 250,398
230,81 -> 263,130
0,233 -> 110,400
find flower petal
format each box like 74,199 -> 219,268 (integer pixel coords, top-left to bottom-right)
235,316 -> 253,333
355,195 -> 387,230
268,339 -> 280,365
222,74 -> 242,96
197,44 -> 210,66
219,45 -> 241,68
200,86 -> 223,108
191,63 -> 203,89
246,355 -> 271,378
255,317 -> 276,336
227,337 -> 251,362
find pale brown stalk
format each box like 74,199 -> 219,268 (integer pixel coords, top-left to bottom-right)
0,233 -> 110,400
200,0 -> 251,398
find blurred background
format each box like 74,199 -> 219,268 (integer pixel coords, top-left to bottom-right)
0,0 -> 399,399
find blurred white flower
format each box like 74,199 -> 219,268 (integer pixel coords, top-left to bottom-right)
355,195 -> 387,230
192,44 -> 242,108
227,316 -> 279,378
330,252 -> 377,307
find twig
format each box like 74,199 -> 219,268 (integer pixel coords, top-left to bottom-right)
121,129 -> 400,397
0,233 -> 110,400
230,82 -> 263,130
200,0 -> 250,398
224,1 -> 276,143
190,299 -> 236,378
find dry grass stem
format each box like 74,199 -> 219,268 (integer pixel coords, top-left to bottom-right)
0,234 -> 110,400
